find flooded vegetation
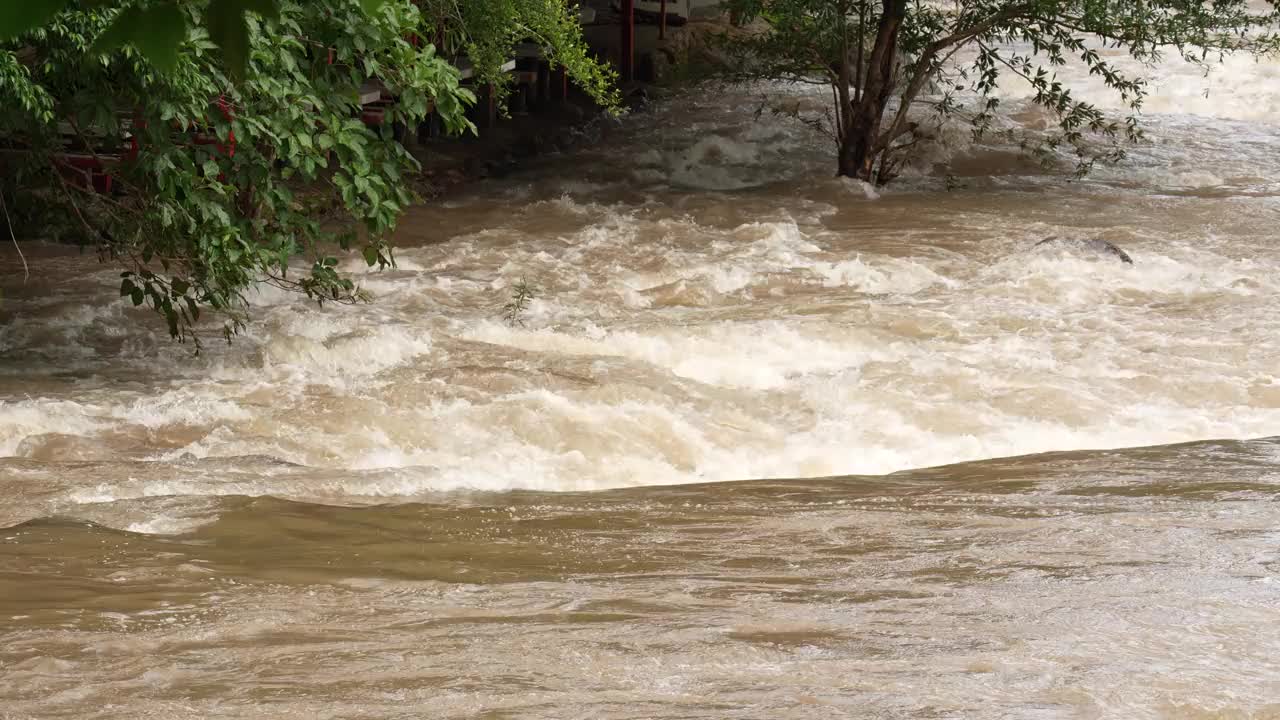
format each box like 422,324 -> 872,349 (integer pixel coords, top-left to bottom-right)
3,4 -> 1280,717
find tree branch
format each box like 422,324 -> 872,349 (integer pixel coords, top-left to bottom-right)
876,3 -> 1036,152
1,190 -> 27,282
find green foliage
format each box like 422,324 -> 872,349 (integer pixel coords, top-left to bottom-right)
2,0 -> 474,347
720,0 -> 1280,181
421,0 -> 620,110
502,278 -> 537,327
1,0 -> 339,81
90,2 -> 187,73
0,1 -> 74,42
2,0 -> 616,346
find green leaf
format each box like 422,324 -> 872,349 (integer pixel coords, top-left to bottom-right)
361,0 -> 387,15
362,246 -> 378,266
203,0 -> 281,81
90,3 -> 188,72
239,0 -> 281,22
0,0 -> 70,42
206,0 -> 251,83
130,288 -> 145,306
132,2 -> 188,73
90,6 -> 144,57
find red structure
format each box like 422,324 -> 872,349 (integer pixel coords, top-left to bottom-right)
49,95 -> 238,195
620,0 -> 634,83
191,95 -> 238,159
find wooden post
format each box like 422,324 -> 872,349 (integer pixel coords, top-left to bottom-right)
620,0 -> 634,83
659,0 -> 667,40
550,66 -> 568,102
537,61 -> 550,108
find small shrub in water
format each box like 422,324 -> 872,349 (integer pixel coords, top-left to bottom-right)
502,280 -> 537,327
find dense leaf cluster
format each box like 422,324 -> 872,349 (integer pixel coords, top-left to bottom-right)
3,1 -> 472,345
424,0 -> 618,107
1,0 -> 614,346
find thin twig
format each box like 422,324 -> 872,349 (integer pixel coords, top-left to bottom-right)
1,190 -> 29,282
53,163 -> 105,236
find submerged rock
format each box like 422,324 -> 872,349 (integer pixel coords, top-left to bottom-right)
1034,236 -> 1134,264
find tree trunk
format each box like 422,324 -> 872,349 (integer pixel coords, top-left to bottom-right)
837,0 -> 905,181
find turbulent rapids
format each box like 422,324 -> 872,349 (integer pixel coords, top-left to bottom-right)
2,35 -> 1280,720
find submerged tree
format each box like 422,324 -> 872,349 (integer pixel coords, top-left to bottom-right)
0,0 -> 614,346
720,0 -> 1280,183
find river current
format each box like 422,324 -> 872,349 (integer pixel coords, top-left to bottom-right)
2,40 -> 1279,719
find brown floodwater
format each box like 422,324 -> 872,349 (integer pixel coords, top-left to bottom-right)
2,42 -> 1279,719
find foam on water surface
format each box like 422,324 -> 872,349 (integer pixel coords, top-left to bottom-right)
2,43 -> 1280,534
4,27 -> 1280,720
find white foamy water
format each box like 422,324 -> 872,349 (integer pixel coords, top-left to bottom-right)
5,26 -> 1280,720
2,44 -> 1280,531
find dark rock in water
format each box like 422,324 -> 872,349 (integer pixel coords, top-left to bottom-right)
483,152 -> 518,178
627,87 -> 650,110
1034,236 -> 1134,264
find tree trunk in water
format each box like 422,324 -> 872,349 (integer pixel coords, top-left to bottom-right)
837,0 -> 905,181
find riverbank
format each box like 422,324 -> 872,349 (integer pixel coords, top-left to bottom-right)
402,9 -> 738,199
407,92 -> 630,197
282,86 -> 656,228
